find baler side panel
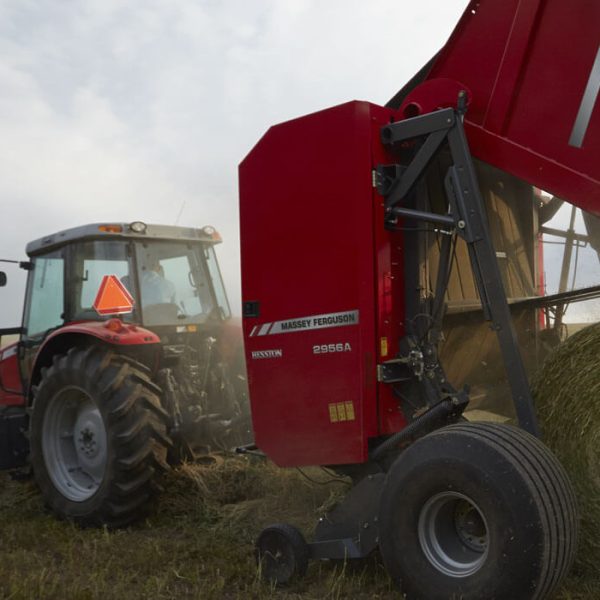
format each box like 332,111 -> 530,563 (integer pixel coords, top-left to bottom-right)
240,101 -> 384,467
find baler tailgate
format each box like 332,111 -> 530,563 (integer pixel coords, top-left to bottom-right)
391,0 -> 600,212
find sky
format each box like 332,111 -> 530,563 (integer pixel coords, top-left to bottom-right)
0,0 -> 472,327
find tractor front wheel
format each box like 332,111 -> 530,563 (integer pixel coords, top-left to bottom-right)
378,422 -> 578,600
30,346 -> 171,527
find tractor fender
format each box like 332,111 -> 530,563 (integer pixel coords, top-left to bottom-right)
28,320 -> 161,402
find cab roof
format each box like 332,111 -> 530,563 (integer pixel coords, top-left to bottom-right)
26,222 -> 221,257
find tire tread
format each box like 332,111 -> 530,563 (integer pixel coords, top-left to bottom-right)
427,423 -> 577,600
378,422 -> 578,600
30,347 -> 171,527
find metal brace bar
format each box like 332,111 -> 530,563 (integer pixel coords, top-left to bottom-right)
384,128 -> 448,209
308,539 -> 364,560
0,327 -> 24,336
431,232 -> 454,329
390,207 -> 455,227
445,119 -> 539,435
381,108 -> 455,143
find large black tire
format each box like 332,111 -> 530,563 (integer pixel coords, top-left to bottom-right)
378,422 -> 578,600
30,346 -> 171,527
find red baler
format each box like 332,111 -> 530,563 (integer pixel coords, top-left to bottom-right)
240,1 -> 598,597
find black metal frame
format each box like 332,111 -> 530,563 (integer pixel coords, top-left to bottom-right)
308,472 -> 384,560
0,327 -> 25,337
0,410 -> 28,470
378,106 -> 539,436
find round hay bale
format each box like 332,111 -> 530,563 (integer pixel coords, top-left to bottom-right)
531,322 -> 600,574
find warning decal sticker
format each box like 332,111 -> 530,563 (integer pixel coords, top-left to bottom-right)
93,275 -> 135,316
328,402 -> 356,423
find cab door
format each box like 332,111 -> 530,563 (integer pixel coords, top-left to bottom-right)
19,250 -> 65,392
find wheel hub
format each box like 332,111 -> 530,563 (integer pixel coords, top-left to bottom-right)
417,491 -> 489,578
42,386 -> 108,502
76,418 -> 102,460
454,502 -> 487,552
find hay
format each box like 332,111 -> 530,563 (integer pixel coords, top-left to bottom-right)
157,456 -> 348,538
465,409 -> 511,424
531,323 -> 600,574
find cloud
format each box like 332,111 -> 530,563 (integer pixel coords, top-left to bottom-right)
0,0 -> 468,326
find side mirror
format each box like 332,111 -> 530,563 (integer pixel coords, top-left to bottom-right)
0,272 -> 6,287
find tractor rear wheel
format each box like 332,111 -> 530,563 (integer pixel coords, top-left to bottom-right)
378,422 -> 578,600
30,346 -> 171,527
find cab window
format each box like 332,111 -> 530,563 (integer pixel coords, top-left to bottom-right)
68,241 -> 135,321
24,251 -> 64,337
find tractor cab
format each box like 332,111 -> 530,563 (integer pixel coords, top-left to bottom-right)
22,221 -> 230,338
9,221 -> 234,402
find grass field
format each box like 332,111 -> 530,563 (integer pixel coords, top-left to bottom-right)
0,456 -> 598,599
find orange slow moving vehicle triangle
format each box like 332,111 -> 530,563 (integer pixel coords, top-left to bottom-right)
93,275 -> 135,315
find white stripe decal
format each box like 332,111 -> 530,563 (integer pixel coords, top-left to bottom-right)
569,45 -> 600,148
250,325 -> 258,337
258,323 -> 272,336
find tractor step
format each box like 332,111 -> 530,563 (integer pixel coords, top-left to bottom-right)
0,410 -> 28,470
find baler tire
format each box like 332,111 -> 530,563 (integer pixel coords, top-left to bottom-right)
29,346 -> 171,527
378,422 -> 578,600
255,523 -> 309,585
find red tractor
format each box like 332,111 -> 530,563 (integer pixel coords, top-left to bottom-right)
0,221 -> 249,526
240,0 -> 599,598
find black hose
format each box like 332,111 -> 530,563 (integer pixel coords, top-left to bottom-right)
370,398 -> 454,461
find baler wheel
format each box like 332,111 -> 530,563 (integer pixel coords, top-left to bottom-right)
378,422 -> 577,600
29,346 -> 171,527
255,523 -> 309,585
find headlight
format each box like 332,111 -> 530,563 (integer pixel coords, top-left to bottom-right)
202,225 -> 221,241
129,221 -> 147,233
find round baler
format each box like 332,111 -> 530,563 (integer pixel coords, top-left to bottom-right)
237,0 -> 600,596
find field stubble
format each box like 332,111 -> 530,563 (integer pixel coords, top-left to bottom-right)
0,456 -> 597,599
